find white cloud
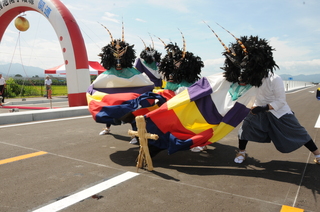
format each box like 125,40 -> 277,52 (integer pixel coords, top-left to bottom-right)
135,18 -> 147,23
102,17 -> 119,24
277,59 -> 320,75
204,57 -> 224,67
104,12 -> 118,18
63,4 -> 84,11
268,37 -> 320,75
101,12 -> 119,23
146,0 -> 190,13
201,57 -> 225,76
270,37 -> 310,61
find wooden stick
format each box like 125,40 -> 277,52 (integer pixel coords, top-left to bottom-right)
128,115 -> 159,171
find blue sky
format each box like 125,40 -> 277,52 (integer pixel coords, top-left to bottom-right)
1,0 -> 319,78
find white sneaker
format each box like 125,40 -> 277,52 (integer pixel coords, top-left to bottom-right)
129,137 -> 138,144
190,146 -> 207,152
99,128 -> 110,135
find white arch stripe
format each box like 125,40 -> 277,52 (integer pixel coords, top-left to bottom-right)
49,0 -> 90,94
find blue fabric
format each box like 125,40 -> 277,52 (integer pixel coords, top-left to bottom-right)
95,92 -> 166,124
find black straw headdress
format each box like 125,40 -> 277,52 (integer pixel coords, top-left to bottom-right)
139,34 -> 162,64
204,21 -> 278,87
222,35 -> 278,87
99,22 -> 136,70
158,30 -> 203,84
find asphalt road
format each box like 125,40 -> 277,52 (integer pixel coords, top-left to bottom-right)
0,87 -> 319,212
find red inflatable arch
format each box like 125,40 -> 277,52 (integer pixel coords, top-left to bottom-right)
0,0 -> 91,107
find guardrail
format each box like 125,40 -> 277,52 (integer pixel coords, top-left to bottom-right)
283,80 -> 314,92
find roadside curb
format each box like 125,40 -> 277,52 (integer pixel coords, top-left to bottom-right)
0,106 -> 91,125
3,98 -> 68,106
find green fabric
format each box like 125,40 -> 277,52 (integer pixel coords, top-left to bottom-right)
228,83 -> 252,101
102,67 -> 141,79
143,61 -> 158,70
164,80 -> 193,91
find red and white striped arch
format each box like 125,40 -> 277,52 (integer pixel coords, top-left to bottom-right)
0,0 -> 91,107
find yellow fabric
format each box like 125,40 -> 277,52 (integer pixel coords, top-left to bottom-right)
86,91 -> 106,104
167,89 -> 191,109
208,122 -> 234,143
172,101 -> 214,134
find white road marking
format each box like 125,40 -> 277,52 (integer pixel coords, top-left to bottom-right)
315,114 -> 320,128
33,171 -> 139,212
0,115 -> 92,128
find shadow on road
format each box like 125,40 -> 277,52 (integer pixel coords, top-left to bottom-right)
109,142 -> 320,195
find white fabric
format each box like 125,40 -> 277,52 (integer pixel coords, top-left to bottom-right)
254,73 -> 292,119
134,58 -> 162,79
0,77 -> 5,85
174,86 -> 188,95
207,73 -> 258,117
93,73 -> 154,88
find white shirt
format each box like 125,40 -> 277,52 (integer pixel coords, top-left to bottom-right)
0,77 -> 5,85
45,78 -> 52,86
254,72 -> 292,119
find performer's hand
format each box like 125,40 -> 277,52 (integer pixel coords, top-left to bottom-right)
251,105 -> 269,114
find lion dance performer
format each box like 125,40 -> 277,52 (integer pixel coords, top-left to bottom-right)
86,23 -> 163,143
134,36 -> 163,89
143,23 -> 280,156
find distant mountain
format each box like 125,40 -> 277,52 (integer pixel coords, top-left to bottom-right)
0,63 -> 45,77
280,74 -> 320,83
0,63 -> 319,83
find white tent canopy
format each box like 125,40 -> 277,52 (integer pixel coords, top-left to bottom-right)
45,61 -> 106,75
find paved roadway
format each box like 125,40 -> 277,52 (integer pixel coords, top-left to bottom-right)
0,87 -> 319,212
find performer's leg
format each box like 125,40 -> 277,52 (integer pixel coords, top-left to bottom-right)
99,123 -> 111,135
129,123 -> 138,144
234,139 -> 248,163
239,139 -> 248,150
304,139 -> 320,164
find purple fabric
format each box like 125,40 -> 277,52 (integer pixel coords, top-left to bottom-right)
222,102 -> 250,127
93,85 -> 154,94
195,95 -> 223,125
135,59 -> 162,87
188,77 -> 213,101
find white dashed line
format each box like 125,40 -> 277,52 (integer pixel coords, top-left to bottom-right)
315,114 -> 320,128
32,171 -> 139,212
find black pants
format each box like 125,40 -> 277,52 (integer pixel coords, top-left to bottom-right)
0,85 -> 5,103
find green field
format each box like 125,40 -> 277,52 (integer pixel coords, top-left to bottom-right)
6,85 -> 68,98
51,85 -> 68,96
